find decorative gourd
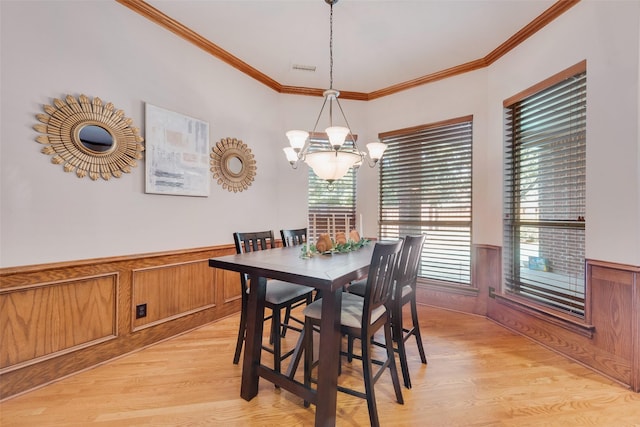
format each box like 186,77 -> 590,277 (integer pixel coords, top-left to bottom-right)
349,229 -> 361,242
335,232 -> 347,245
315,233 -> 333,252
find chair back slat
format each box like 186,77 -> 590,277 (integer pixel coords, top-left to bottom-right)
394,234 -> 427,300
363,241 -> 403,325
234,230 -> 275,254
233,231 -> 276,291
280,228 -> 307,247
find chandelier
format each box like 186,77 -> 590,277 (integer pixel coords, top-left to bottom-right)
283,0 -> 387,184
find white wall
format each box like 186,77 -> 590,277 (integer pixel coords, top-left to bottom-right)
0,1 -> 289,266
361,0 -> 640,265
2,0 -> 639,268
489,0 -> 640,265
364,69 -> 489,243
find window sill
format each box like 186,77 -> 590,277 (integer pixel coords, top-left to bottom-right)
494,292 -> 595,338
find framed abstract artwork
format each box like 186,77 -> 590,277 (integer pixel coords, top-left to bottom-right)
145,103 -> 210,196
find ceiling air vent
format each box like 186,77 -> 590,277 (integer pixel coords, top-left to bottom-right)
291,63 -> 316,72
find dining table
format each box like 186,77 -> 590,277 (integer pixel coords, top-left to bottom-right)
208,243 -> 375,427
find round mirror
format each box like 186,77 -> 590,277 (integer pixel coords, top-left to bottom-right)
210,137 -> 257,193
226,156 -> 243,175
77,124 -> 114,153
33,94 -> 144,180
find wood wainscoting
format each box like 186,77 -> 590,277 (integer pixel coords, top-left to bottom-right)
3,243 -> 639,400
416,245 -> 640,392
0,245 -> 240,400
415,244 -> 500,316
487,260 -> 640,392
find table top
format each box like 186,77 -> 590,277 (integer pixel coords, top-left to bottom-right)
208,244 -> 374,292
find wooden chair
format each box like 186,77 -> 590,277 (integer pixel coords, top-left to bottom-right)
280,228 -> 307,247
279,227 -> 313,324
232,230 -> 314,374
347,234 -> 428,388
302,241 -> 404,427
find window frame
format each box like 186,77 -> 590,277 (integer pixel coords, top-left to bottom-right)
502,60 -> 590,329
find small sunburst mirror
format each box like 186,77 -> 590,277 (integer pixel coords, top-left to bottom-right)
33,94 -> 145,180
210,137 -> 257,192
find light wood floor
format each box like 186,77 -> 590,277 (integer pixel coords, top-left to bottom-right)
2,305 -> 640,426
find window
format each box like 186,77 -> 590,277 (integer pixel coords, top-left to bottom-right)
503,61 -> 586,318
307,136 -> 356,241
379,116 -> 473,285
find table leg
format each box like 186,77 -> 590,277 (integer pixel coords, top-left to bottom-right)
240,275 -> 267,400
314,287 -> 342,427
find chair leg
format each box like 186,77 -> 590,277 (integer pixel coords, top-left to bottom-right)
269,309 -> 278,344
286,326 -> 305,379
393,311 -> 412,389
272,307 -> 282,374
281,306 -> 292,337
360,333 -> 381,427
384,321 -> 404,405
410,298 -> 427,364
283,294 -> 312,337
303,318 -> 313,408
233,301 -> 248,364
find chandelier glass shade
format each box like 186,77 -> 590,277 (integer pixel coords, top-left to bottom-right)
305,150 -> 362,182
284,0 -> 387,183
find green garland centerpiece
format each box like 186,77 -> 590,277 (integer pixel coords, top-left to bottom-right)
301,230 -> 369,258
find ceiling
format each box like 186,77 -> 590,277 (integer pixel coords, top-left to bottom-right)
130,0 -> 567,96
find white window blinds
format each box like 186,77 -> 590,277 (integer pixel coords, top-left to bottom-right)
379,117 -> 473,285
503,61 -> 586,317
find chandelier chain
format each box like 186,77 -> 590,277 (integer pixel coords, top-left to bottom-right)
329,2 -> 333,90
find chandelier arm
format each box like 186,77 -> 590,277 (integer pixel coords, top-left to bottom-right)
309,97 -> 327,140
328,99 -> 334,127
297,144 -> 307,161
294,150 -> 306,166
294,143 -> 308,163
333,96 -> 362,153
295,93 -> 331,160
365,157 -> 378,167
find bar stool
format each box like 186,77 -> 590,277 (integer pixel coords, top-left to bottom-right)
347,234 -> 428,388
302,241 -> 404,427
232,230 -> 314,374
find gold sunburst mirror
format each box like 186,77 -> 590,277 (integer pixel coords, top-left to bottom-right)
33,94 -> 145,180
210,137 -> 257,192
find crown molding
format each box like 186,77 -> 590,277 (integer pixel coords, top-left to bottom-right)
116,0 -> 580,101
484,0 -> 581,65
115,0 -> 282,92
